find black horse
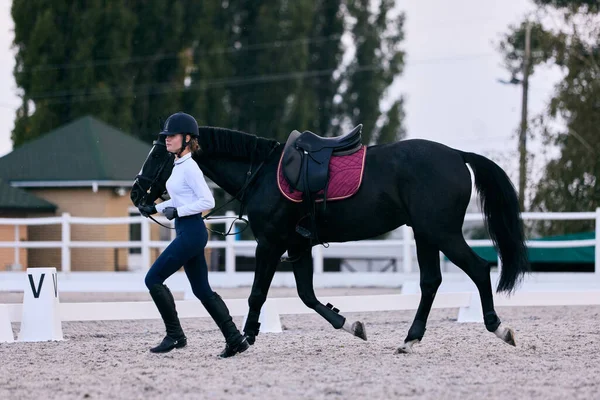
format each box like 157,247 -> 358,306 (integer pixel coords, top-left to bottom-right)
131,126 -> 529,354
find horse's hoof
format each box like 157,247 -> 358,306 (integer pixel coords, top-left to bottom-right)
503,327 -> 516,346
341,320 -> 367,340
352,321 -> 367,341
494,325 -> 516,347
395,339 -> 419,354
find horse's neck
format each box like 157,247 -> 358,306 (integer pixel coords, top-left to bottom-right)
195,158 -> 248,197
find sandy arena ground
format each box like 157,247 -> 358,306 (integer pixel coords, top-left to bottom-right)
1,288 -> 599,399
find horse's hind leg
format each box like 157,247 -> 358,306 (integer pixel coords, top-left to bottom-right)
244,242 -> 286,345
290,248 -> 367,340
439,233 -> 516,346
396,234 -> 442,354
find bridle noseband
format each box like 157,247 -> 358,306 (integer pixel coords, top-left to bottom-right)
134,141 -> 172,205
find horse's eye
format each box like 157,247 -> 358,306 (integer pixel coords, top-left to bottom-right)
152,153 -> 160,159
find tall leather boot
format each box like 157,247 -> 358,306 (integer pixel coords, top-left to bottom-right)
148,283 -> 187,353
202,292 -> 249,358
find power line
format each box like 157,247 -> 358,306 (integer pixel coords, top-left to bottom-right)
26,53 -> 497,103
31,64 -> 387,106
26,34 -> 344,73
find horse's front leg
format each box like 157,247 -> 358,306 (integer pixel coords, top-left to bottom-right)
243,241 -> 285,345
291,246 -> 367,341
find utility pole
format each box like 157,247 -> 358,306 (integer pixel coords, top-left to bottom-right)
518,22 -> 532,211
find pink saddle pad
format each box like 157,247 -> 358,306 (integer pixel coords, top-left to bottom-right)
277,146 -> 367,203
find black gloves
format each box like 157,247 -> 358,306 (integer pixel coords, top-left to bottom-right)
139,204 -> 178,220
138,204 -> 157,217
163,207 -> 178,220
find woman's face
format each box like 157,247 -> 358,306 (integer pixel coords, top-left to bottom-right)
165,133 -> 184,153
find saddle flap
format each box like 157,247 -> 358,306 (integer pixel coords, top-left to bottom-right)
305,148 -> 334,192
282,148 -> 304,190
282,130 -> 304,190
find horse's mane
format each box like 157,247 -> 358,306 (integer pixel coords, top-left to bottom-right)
195,126 -> 279,161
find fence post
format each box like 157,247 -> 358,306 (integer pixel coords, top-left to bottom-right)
61,213 -> 71,274
596,208 -> 600,278
14,225 -> 20,269
313,245 -> 324,274
141,217 -> 151,270
402,225 -> 413,273
225,211 -> 236,274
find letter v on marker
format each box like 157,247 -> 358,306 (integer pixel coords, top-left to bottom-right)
28,273 -> 45,299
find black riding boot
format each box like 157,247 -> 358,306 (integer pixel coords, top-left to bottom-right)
202,292 -> 249,358
148,284 -> 187,353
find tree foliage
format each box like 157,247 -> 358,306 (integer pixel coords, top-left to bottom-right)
498,0 -> 600,235
12,1 -> 406,146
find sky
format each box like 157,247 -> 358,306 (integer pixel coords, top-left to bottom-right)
0,0 -> 564,184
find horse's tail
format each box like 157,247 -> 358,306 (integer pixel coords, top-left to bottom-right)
460,151 -> 530,294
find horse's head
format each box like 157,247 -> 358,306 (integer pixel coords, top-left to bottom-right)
131,135 -> 174,207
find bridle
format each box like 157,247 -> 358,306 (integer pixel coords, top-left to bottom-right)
135,138 -> 279,237
134,141 -> 174,229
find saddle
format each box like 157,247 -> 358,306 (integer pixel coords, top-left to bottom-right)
281,124 -> 363,241
282,124 -> 363,193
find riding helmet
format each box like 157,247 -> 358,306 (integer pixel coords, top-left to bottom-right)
159,112 -> 199,137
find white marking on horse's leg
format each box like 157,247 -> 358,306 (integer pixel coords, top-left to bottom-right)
494,324 -> 516,346
494,325 -> 508,339
395,339 -> 420,354
342,320 -> 353,334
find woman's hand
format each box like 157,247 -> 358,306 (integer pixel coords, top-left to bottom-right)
163,207 -> 179,220
138,204 -> 157,217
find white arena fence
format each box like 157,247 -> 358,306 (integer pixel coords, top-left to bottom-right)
0,210 -> 598,277
1,210 -> 600,341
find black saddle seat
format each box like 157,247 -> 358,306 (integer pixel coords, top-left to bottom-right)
295,124 -> 363,153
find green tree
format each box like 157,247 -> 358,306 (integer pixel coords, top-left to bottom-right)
341,0 -> 406,144
12,0 -> 137,146
11,1 -> 196,145
498,0 -> 600,235
300,0 -> 345,136
184,0 -> 405,143
224,0 -> 314,140
12,1 -> 406,149
129,0 -> 195,142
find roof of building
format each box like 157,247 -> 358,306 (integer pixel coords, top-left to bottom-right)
0,179 -> 56,211
0,116 -> 151,184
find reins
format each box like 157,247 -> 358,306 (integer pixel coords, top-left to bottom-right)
140,139 -> 279,238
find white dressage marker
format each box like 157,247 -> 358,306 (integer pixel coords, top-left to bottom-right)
242,300 -> 283,333
18,268 -> 63,342
457,293 -> 483,323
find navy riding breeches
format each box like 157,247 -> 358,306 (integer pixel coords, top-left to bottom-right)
145,214 -> 214,302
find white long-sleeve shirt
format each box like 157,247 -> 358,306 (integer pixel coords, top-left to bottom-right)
155,153 -> 215,217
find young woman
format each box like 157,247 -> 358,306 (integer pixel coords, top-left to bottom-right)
138,112 -> 249,358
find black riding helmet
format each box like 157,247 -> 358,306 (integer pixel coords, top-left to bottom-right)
160,112 -> 199,156
160,112 -> 199,137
